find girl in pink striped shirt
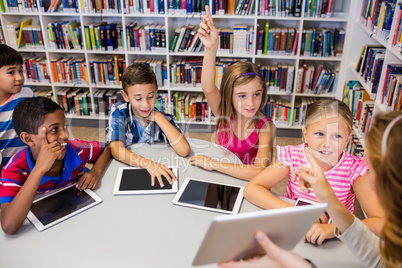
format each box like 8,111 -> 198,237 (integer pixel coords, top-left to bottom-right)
245,99 -> 384,245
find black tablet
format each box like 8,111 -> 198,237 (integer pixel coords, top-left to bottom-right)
113,166 -> 179,195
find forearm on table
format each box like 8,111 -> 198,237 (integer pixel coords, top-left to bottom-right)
155,113 -> 190,157
211,161 -> 265,181
90,145 -> 111,176
244,184 -> 294,209
1,168 -> 45,234
111,143 -> 153,168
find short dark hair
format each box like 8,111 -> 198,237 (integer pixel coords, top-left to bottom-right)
13,97 -> 63,136
121,63 -> 157,93
0,44 -> 23,68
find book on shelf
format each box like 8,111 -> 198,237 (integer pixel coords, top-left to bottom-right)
17,19 -> 32,48
304,0 -> 335,18
50,57 -> 88,85
260,64 -> 295,94
295,61 -> 339,94
21,54 -> 50,83
80,0 -> 122,13
171,92 -> 208,122
258,0 -> 301,17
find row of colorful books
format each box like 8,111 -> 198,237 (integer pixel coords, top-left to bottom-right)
212,0 -> 253,15
167,0 -> 205,15
83,23 -> 123,51
32,88 -> 54,100
381,63 -> 402,111
57,88 -> 92,116
21,54 -> 51,83
300,27 -> 345,58
258,0 -> 302,17
47,20 -> 83,50
295,62 -> 338,94
170,58 -> 202,87
304,0 -> 335,18
218,25 -> 254,54
389,3 -> 402,51
264,96 -> 323,126
361,0 -> 396,41
126,23 -> 166,52
343,80 -> 374,139
169,25 -> 202,53
171,92 -> 210,122
81,0 -> 122,13
256,24 -> 298,56
45,0 -> 79,13
260,64 -> 294,93
50,57 -> 89,85
2,0 -> 39,12
347,134 -> 364,157
89,55 -> 125,86
355,45 -> 386,96
6,19 -> 44,49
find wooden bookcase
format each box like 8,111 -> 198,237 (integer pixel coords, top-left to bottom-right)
0,0 -> 354,130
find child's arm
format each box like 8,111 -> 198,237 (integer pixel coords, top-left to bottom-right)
110,140 -> 176,187
198,5 -> 222,117
244,159 -> 294,208
0,128 -> 61,235
190,121 -> 275,180
76,144 -> 111,190
152,109 -> 191,157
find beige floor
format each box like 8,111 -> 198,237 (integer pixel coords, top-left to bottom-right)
69,126 -> 364,219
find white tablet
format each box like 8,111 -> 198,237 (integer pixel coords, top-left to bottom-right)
27,183 -> 102,232
172,178 -> 244,214
113,166 -> 178,195
295,197 -> 331,223
192,203 -> 328,266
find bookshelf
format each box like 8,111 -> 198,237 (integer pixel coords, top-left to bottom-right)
0,0 -> 354,130
344,0 -> 402,152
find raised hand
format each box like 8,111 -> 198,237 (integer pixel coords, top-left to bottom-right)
36,127 -> 61,174
198,5 -> 219,50
146,161 -> 176,187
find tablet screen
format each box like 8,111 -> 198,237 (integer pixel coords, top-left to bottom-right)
119,169 -> 173,191
177,179 -> 241,212
30,186 -> 97,226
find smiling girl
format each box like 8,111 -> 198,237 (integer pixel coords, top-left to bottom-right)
244,99 -> 384,245
189,6 -> 275,180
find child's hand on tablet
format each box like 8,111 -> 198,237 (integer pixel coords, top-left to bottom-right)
76,170 -> 101,191
218,232 -> 311,268
189,155 -> 217,171
146,161 -> 176,187
303,222 -> 335,246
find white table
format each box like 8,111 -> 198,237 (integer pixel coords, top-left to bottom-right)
0,138 -> 363,268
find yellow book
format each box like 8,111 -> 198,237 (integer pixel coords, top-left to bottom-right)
114,54 -> 120,85
89,23 -> 96,50
17,19 -> 32,48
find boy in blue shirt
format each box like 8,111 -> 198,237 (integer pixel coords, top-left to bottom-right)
0,97 -> 111,234
0,44 -> 34,166
106,63 -> 190,187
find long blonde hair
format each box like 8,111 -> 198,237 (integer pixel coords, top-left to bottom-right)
215,61 -> 267,146
367,111 -> 402,268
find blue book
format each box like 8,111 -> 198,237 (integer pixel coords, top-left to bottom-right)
186,0 -> 191,14
310,29 -> 316,56
158,0 -> 164,13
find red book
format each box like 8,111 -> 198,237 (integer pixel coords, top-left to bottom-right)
150,0 -> 154,13
28,58 -> 35,82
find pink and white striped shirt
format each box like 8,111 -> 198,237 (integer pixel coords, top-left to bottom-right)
277,144 -> 368,213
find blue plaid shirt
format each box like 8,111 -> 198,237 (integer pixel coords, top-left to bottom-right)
106,101 -> 183,147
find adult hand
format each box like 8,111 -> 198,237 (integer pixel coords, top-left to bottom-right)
198,5 -> 219,50
36,127 -> 61,174
219,232 -> 311,268
189,155 -> 216,171
145,161 -> 176,187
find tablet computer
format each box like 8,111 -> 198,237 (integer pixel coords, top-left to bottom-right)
172,178 -> 244,214
113,166 -> 178,195
27,183 -> 102,232
295,197 -> 331,223
192,203 -> 328,266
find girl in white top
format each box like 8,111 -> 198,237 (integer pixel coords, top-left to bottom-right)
245,99 -> 384,245
220,111 -> 402,268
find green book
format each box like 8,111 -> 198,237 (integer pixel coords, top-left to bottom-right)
84,25 -> 92,50
169,28 -> 180,52
173,91 -> 179,120
0,0 -> 5,12
263,21 -> 269,55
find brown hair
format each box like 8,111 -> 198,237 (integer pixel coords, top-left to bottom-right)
366,111 -> 402,268
304,99 -> 353,133
121,62 -> 157,93
215,61 -> 267,146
